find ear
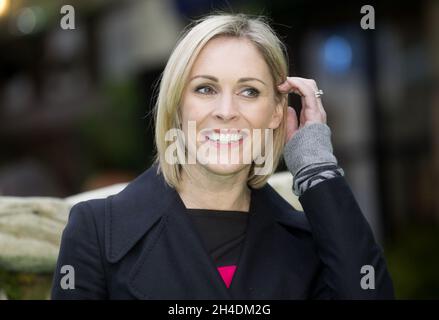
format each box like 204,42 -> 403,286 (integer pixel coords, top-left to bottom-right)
268,100 -> 284,130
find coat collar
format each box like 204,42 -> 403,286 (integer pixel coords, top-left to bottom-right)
105,164 -> 312,299
104,163 -> 174,263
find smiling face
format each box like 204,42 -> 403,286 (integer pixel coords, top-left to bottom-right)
180,36 -> 283,177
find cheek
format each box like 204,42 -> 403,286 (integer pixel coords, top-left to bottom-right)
180,96 -> 209,121
179,102 -> 196,128
242,102 -> 277,128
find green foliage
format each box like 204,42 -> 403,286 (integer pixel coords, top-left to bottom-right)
385,224 -> 439,299
0,269 -> 53,300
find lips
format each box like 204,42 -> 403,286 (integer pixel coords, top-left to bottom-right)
200,128 -> 247,144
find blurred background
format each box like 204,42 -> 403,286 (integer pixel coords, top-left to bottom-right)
0,0 -> 438,299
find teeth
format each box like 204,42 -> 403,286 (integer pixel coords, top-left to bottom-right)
207,132 -> 243,143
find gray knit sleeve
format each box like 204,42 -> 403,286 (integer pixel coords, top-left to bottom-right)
283,123 -> 345,196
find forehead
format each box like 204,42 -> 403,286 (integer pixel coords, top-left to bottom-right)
189,36 -> 271,80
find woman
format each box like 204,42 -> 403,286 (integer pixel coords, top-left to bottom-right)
51,13 -> 394,299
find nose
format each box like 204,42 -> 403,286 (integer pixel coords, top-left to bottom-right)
212,92 -> 239,122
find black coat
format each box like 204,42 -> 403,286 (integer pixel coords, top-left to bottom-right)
51,164 -> 394,299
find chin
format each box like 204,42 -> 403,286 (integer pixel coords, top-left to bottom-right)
201,162 -> 250,177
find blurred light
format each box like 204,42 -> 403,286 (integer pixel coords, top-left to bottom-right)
0,0 -> 10,17
17,7 -> 37,34
322,35 -> 353,74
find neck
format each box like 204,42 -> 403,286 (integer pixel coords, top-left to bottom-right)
176,164 -> 252,212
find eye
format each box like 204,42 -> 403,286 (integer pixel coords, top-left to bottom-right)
195,85 -> 216,95
241,87 -> 260,98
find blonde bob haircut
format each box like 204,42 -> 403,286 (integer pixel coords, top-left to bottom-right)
153,13 -> 289,189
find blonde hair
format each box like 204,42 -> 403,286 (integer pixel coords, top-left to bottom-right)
153,13 -> 289,189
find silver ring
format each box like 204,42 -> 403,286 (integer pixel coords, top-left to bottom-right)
315,89 -> 324,98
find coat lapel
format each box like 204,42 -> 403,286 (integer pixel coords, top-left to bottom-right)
228,186 -> 314,299
105,164 -> 312,300
126,186 -> 233,299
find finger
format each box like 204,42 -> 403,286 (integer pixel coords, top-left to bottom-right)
278,77 -> 326,123
303,78 -> 326,117
278,77 -> 320,112
278,80 -> 302,96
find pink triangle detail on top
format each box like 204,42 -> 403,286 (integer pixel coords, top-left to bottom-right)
217,265 -> 237,288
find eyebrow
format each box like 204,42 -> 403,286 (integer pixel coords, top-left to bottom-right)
189,75 -> 267,86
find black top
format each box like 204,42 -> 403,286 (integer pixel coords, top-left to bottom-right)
185,209 -> 249,267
